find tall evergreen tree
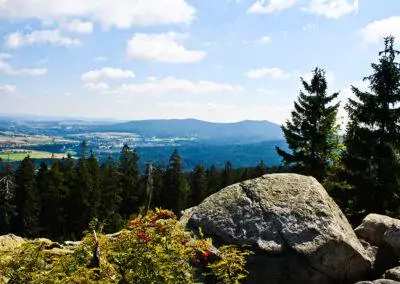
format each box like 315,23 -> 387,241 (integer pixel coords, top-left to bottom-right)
99,156 -> 124,232
276,67 -> 340,181
162,149 -> 190,214
118,144 -> 141,218
41,161 -> 68,240
221,161 -> 235,187
69,141 -> 94,238
0,164 -> 15,234
254,160 -> 267,178
206,165 -> 221,195
13,156 -> 40,237
189,164 -> 207,207
87,150 -> 101,219
344,36 -> 400,215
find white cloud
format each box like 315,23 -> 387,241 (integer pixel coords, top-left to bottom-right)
248,0 -> 298,14
0,0 -> 195,29
81,68 -> 135,83
0,84 -> 17,93
245,68 -> 287,79
83,82 -> 110,91
5,29 -> 81,49
94,56 -> 107,62
359,16 -> 400,45
255,36 -> 272,44
126,32 -> 207,63
303,0 -> 358,19
112,77 -> 245,96
0,56 -> 47,76
62,19 -> 94,34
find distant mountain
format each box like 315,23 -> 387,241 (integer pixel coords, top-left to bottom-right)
90,119 -> 283,144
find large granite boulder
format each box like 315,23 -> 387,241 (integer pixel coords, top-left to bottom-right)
182,173 -> 372,284
355,214 -> 400,276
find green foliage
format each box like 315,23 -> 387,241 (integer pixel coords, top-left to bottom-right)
13,156 -> 40,237
343,36 -> 400,215
276,67 -> 341,181
162,149 -> 190,214
0,209 -> 250,284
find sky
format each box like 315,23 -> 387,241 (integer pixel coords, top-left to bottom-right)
0,0 -> 399,124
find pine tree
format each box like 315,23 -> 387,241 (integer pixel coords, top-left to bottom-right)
62,153 -> 77,238
206,165 -> 221,195
344,36 -> 400,215
189,164 -> 207,207
99,156 -> 124,232
162,149 -> 190,214
276,67 -> 340,181
254,160 -> 267,177
118,144 -> 142,218
221,161 -> 235,187
87,150 -> 101,220
13,156 -> 41,237
41,161 -> 68,240
69,141 -> 94,238
0,164 -> 15,234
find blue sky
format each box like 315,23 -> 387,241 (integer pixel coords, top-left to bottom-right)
0,0 -> 399,124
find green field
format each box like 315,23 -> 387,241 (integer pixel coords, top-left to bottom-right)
0,151 -> 75,161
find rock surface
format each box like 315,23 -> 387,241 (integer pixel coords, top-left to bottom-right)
384,267 -> 400,282
0,234 -> 26,252
182,173 -> 372,284
355,214 -> 400,276
355,214 -> 400,248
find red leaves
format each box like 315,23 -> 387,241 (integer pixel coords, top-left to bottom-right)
136,229 -> 152,243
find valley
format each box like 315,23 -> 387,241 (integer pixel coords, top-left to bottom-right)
0,116 -> 286,170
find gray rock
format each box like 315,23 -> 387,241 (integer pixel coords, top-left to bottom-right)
182,173 -> 372,284
373,280 -> 400,284
384,266 -> 400,281
355,214 -> 400,276
355,214 -> 400,247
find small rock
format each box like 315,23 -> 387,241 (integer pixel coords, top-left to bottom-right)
384,266 -> 400,281
355,214 -> 400,247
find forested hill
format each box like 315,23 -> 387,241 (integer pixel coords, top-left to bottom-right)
89,119 -> 283,144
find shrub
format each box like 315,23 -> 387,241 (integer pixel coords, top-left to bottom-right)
0,209 -> 250,283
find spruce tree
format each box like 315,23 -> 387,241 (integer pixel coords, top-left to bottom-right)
118,144 -> 141,218
41,161 -> 68,240
344,36 -> 400,215
221,161 -> 235,187
69,141 -> 94,238
206,165 -> 221,195
13,156 -> 40,237
254,160 -> 267,177
87,150 -> 101,220
99,156 -> 124,232
189,164 -> 207,207
162,149 -> 189,214
0,164 -> 15,234
276,67 -> 340,181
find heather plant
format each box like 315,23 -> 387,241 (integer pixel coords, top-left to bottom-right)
0,208 -> 250,284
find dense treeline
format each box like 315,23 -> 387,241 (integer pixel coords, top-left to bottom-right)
278,36 -> 400,221
0,143 -> 285,241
